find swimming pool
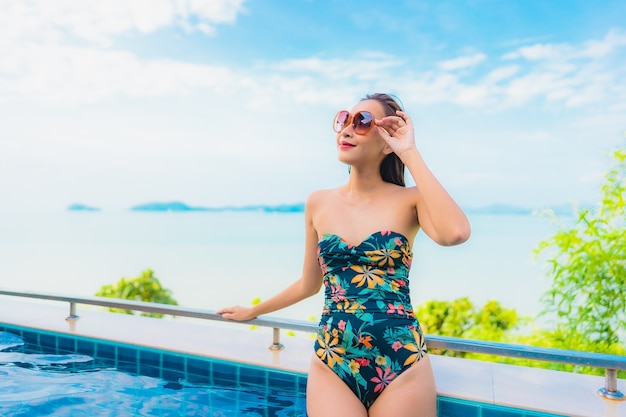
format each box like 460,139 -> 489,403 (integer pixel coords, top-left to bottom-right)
0,324 -> 565,417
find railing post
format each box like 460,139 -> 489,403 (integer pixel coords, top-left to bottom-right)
597,368 -> 625,401
66,302 -> 79,321
269,327 -> 284,351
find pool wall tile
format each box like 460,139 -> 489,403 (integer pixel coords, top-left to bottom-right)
162,353 -> 185,371
482,406 -> 521,417
140,363 -> 162,378
139,349 -> 161,368
438,397 -> 479,417
186,357 -> 213,384
239,364 -> 268,386
39,333 -> 57,351
297,375 -> 308,393
117,345 -> 138,364
21,329 -> 40,345
97,341 -> 117,361
162,367 -> 185,382
76,339 -> 96,356
58,335 -> 76,353
268,369 -> 298,390
212,360 -> 240,387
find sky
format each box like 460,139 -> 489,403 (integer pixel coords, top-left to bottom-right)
1,0 -> 625,211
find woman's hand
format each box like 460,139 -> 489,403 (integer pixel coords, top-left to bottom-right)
217,305 -> 256,321
375,110 -> 417,158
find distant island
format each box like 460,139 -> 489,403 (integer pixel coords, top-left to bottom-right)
66,200 -> 579,215
130,202 -> 209,212
464,203 -> 576,216
130,201 -> 305,213
464,204 -> 534,215
67,203 -> 101,211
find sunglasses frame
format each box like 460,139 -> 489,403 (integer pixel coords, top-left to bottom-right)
333,110 -> 376,135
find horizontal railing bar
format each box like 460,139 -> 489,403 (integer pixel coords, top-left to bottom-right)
0,289 -> 317,332
426,335 -> 626,370
1,289 -> 625,371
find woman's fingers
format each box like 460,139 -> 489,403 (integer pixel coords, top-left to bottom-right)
217,305 -> 256,321
217,306 -> 238,317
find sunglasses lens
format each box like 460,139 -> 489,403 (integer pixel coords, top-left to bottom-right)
353,111 -> 374,134
333,111 -> 350,132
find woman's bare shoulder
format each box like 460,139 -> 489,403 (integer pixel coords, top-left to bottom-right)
306,187 -> 341,207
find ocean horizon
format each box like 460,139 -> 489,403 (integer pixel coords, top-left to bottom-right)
0,207 -> 568,324
65,200 -> 583,216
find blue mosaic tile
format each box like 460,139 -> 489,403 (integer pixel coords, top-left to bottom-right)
117,345 -> 138,364
140,363 -> 162,378
297,375 -> 308,393
162,367 -> 184,382
162,352 -> 185,371
76,338 -> 96,356
482,406 -> 520,417
268,369 -> 298,390
438,397 -> 480,417
139,348 -> 161,368
57,335 -> 76,353
212,359 -> 239,382
97,341 -> 117,360
239,364 -> 267,386
39,333 -> 57,352
524,410 -> 565,417
21,329 -> 39,345
187,357 -> 211,377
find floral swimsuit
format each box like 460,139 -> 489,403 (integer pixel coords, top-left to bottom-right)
314,230 -> 427,409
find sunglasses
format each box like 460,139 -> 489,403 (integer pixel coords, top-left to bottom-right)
333,110 -> 376,135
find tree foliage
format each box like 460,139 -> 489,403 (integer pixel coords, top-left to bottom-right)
416,298 -> 521,358
416,297 -> 626,376
95,269 -> 178,318
534,147 -> 626,345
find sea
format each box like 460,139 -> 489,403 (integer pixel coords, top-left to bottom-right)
0,208 -> 568,323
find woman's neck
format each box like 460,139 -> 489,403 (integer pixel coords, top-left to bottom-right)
344,168 -> 387,197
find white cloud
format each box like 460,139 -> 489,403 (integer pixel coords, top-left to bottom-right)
493,30 -> 626,109
272,55 -> 403,81
0,43 -> 239,104
0,0 -> 625,116
578,29 -> 626,59
438,53 -> 486,70
504,29 -> 626,62
482,65 -> 519,84
503,43 -> 567,61
0,0 -> 246,45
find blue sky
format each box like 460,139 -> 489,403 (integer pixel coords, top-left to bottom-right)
1,0 -> 625,210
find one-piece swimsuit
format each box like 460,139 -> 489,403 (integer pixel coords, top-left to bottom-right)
314,230 -> 427,409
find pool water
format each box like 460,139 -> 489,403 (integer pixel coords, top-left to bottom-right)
0,328 -> 307,416
0,325 -> 565,417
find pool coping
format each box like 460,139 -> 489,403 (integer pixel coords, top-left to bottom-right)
1,296 -> 624,417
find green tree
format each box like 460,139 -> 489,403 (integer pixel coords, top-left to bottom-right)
534,147 -> 626,346
416,298 -> 521,358
512,327 -> 626,377
416,297 -> 626,376
95,269 -> 178,318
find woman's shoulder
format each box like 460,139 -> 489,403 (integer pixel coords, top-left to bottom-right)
384,183 -> 420,200
304,187 -> 344,216
306,187 -> 339,204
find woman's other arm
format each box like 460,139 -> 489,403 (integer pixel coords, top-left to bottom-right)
377,111 -> 471,246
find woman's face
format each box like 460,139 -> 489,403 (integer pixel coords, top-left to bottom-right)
335,99 -> 391,166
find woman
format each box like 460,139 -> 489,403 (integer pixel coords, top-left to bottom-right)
218,93 -> 471,416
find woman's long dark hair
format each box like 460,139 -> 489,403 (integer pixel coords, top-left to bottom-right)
363,93 -> 406,187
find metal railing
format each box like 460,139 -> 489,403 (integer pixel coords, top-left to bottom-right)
1,288 -> 624,401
